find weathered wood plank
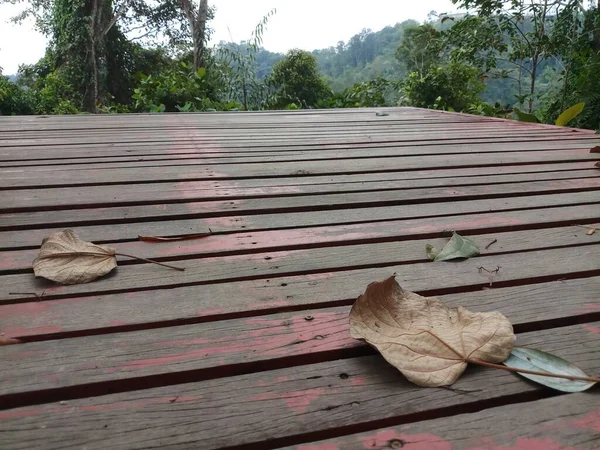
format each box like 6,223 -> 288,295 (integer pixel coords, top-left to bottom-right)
2,140 -> 597,165
3,191 -> 598,250
3,224 -> 599,274
0,128 -> 583,148
2,243 -> 599,315
3,169 -> 597,212
0,324 -> 597,449
3,180 -> 600,230
1,269 -> 597,341
2,271 -> 598,397
282,393 -> 600,450
2,151 -> 599,189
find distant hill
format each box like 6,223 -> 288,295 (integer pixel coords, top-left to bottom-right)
311,20 -> 419,92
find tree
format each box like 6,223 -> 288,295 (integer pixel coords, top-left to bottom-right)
269,49 -> 331,109
450,0 -> 585,112
180,0 -> 209,70
3,0 -> 191,112
396,24 -> 444,75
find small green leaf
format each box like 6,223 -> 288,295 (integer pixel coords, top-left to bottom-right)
513,108 -> 540,123
503,347 -> 596,393
555,102 -> 585,127
426,232 -> 480,262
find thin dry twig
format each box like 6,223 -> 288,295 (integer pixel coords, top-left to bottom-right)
116,253 -> 185,272
138,230 -> 212,243
485,239 -> 498,250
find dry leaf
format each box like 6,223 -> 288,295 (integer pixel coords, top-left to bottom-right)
349,276 -> 515,387
138,232 -> 211,242
33,230 -> 117,285
590,146 -> 600,153
586,228 -> 596,236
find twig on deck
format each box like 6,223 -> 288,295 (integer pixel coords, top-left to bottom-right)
485,239 -> 498,250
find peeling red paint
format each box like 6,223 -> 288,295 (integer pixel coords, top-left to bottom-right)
583,324 -> 600,336
357,431 -> 452,450
296,444 -> 340,450
466,437 -> 582,450
570,408 -> 600,433
2,325 -> 63,337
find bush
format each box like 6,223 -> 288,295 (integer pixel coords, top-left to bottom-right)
401,62 -> 485,112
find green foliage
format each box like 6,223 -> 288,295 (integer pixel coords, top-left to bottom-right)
396,24 -> 444,75
401,62 -> 485,112
132,60 -> 230,112
0,77 -> 35,115
269,49 -> 332,109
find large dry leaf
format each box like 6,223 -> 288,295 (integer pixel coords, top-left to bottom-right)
33,230 -> 117,285
349,276 -> 516,387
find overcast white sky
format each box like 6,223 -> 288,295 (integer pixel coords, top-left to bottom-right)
0,0 -> 457,74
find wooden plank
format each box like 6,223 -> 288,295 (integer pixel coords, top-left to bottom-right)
281,393 -> 600,450
0,324 -> 597,449
3,136 -> 598,162
3,191 -> 598,250
2,269 -> 598,396
3,169 -> 597,212
3,180 -> 600,230
2,243 -> 599,311
1,271 -> 597,341
3,224 -> 599,274
2,151 -> 599,189
2,139 -> 597,165
0,128 -> 582,148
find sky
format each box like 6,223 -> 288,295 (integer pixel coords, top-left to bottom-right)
0,0 -> 457,75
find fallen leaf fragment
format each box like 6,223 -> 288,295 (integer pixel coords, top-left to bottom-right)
503,347 -> 597,392
138,231 -> 212,242
587,228 -> 596,236
33,230 -> 117,285
590,146 -> 600,153
426,232 -> 480,261
349,275 -> 515,387
0,337 -> 22,346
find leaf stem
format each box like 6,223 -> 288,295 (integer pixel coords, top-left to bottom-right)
116,253 -> 186,272
467,358 -> 600,383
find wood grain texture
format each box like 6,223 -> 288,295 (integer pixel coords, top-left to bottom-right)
3,169 -> 597,212
0,324 -> 598,450
281,392 -> 600,450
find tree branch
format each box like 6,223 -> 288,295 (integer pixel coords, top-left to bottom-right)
101,3 -> 128,37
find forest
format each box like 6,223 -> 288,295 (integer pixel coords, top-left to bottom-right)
0,0 -> 599,131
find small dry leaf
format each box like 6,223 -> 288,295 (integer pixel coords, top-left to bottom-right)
33,230 -> 117,285
138,232 -> 211,242
586,228 -> 596,236
349,276 -> 515,387
590,146 -> 600,153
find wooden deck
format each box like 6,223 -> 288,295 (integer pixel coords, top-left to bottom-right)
1,107 -> 599,450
